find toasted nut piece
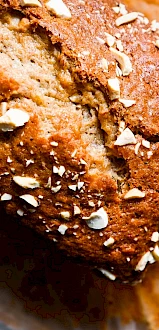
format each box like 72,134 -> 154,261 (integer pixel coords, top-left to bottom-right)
98,268 -> 116,281
151,232 -> 159,243
58,224 -> 68,235
13,176 -> 40,189
104,32 -> 115,47
1,193 -> 12,201
99,58 -> 108,72
152,245 -> 159,260
83,207 -> 108,230
20,194 -> 39,207
134,142 -> 141,155
135,251 -> 155,272
116,39 -> 123,52
107,78 -> 120,100
53,165 -> 65,177
60,211 -> 71,220
21,0 -> 42,7
142,139 -> 150,149
124,188 -> 145,199
115,12 -> 138,26
154,40 -> 159,48
46,0 -> 71,19
73,205 -> 81,215
114,127 -> 136,146
110,47 -> 132,76
0,108 -> 30,132
103,237 -> 115,247
119,98 -> 136,107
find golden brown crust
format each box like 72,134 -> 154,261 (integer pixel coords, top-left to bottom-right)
0,0 -> 158,283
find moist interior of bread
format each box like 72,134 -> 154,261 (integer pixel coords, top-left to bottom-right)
0,11 -> 124,182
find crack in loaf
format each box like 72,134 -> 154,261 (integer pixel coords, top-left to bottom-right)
0,0 -> 158,283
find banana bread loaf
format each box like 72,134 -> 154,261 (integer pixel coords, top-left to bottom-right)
0,0 -> 159,283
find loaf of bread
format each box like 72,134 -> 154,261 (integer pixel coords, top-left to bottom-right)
0,0 -> 159,283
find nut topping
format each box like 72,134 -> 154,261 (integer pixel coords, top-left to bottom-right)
83,207 -> 108,230
58,224 -> 68,235
110,47 -> 132,76
21,0 -> 42,7
98,268 -> 116,281
1,193 -> 12,201
103,237 -> 115,247
0,108 -> 30,132
124,188 -> 145,200
13,176 -> 40,189
46,0 -> 71,19
119,99 -> 136,107
135,251 -> 155,272
115,12 -> 138,26
20,194 -> 39,207
107,78 -> 120,100
114,127 -> 136,146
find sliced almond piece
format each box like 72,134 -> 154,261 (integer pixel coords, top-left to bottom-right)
21,0 -> 42,6
110,47 -> 132,76
99,58 -> 109,72
1,193 -> 12,201
46,0 -> 71,19
60,211 -> 70,220
104,32 -> 115,47
13,176 -> 40,189
53,165 -> 65,177
154,40 -> 159,48
135,251 -> 155,272
152,244 -> 159,260
114,127 -> 136,146
115,12 -> 138,26
124,188 -> 145,199
103,237 -> 115,247
20,194 -> 39,207
119,99 -> 136,107
73,205 -> 81,215
0,108 -> 30,132
58,224 -> 68,235
142,139 -> 150,149
107,78 -> 120,100
98,268 -> 116,281
151,232 -> 159,243
83,207 -> 108,230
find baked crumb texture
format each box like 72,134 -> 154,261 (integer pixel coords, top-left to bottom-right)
0,0 -> 158,283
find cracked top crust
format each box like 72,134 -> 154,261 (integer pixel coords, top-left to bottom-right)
0,0 -> 159,283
